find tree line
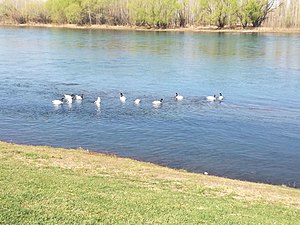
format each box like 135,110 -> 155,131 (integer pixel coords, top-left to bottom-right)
0,0 -> 299,29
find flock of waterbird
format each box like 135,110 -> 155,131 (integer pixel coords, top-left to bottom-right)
52,92 -> 224,107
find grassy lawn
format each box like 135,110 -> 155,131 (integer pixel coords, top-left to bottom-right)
0,141 -> 299,224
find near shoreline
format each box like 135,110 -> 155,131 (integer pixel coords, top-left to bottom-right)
0,141 -> 300,223
1,23 -> 300,34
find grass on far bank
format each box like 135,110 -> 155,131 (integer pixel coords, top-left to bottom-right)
2,23 -> 300,34
0,141 -> 300,224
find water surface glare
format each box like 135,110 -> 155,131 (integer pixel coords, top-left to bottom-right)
0,27 -> 300,187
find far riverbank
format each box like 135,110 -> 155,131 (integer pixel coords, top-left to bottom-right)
1,23 -> 300,34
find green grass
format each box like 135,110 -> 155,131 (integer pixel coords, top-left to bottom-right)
0,142 -> 299,224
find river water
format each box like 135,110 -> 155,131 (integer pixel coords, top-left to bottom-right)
0,27 -> 299,187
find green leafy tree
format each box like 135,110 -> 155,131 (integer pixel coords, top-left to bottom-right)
0,0 -> 25,23
202,0 -> 237,28
0,1 -> 15,22
194,0 -> 209,26
81,0 -> 97,24
94,0 -> 110,24
245,0 -> 275,27
65,2 -> 82,24
177,0 -> 188,27
129,0 -> 180,28
103,0 -> 128,25
80,0 -> 109,25
46,0 -> 71,23
128,0 -> 148,26
235,0 -> 251,28
24,1 -> 49,23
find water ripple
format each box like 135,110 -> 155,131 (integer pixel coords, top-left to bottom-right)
0,27 -> 300,187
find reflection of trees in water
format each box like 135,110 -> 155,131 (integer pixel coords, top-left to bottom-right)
266,35 -> 300,70
196,33 -> 265,59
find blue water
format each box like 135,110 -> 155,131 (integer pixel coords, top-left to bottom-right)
0,27 -> 300,187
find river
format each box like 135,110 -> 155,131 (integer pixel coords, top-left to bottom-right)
0,27 -> 299,187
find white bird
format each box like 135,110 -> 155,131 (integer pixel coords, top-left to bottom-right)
120,93 -> 126,103
175,93 -> 183,101
72,94 -> 83,100
64,94 -> 73,103
52,98 -> 64,105
66,98 -> 72,104
94,97 -> 101,104
206,95 -> 216,101
152,99 -> 163,105
217,93 -> 224,101
64,94 -> 72,100
134,99 -> 141,105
